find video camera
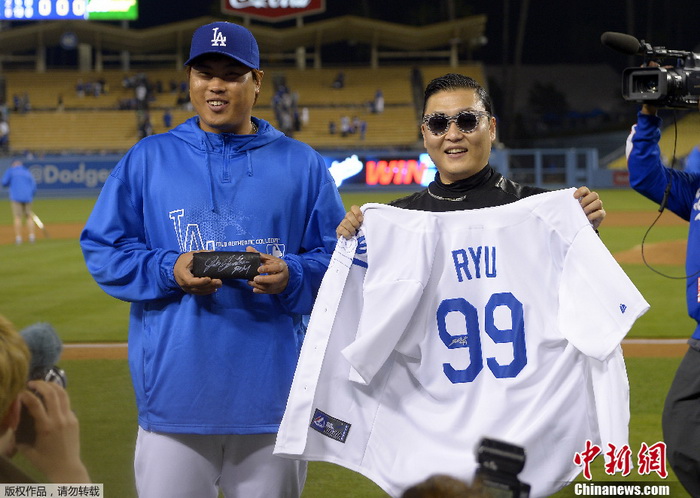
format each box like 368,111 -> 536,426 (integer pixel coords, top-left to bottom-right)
475,438 -> 531,497
601,31 -> 700,109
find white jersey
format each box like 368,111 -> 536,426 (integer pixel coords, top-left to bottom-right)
275,188 -> 649,497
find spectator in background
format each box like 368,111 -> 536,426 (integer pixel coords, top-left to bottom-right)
1,160 -> 36,245
340,115 -> 351,137
0,314 -> 90,483
75,80 -> 85,98
332,71 -> 345,89
351,116 -> 361,134
163,108 -> 173,129
135,80 -> 148,111
328,120 -> 336,134
176,89 -> 191,109
373,88 -> 384,113
138,113 -> 154,139
272,84 -> 298,137
21,93 -> 30,113
0,119 -> 9,153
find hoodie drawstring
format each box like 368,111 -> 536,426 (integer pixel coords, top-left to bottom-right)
202,135 -> 218,213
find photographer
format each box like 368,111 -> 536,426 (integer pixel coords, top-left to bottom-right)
625,99 -> 700,496
0,314 -> 90,483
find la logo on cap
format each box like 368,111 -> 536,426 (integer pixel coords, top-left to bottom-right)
211,27 -> 227,47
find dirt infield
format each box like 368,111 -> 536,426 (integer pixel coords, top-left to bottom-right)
63,343 -> 128,360
0,222 -> 83,244
59,339 -> 688,361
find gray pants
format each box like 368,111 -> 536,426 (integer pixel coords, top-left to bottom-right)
663,340 -> 700,497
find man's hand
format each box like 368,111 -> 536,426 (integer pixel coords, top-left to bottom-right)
246,246 -> 289,294
574,186 -> 605,230
174,251 -> 223,295
17,381 -> 90,483
641,103 -> 658,116
336,205 -> 363,239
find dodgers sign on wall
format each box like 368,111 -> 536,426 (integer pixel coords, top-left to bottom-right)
221,0 -> 325,22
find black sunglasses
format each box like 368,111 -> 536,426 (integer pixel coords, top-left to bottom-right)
422,110 -> 490,136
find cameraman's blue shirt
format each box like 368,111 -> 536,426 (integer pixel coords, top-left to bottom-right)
626,111 -> 700,338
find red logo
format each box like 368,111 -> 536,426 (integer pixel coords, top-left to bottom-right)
574,440 -> 668,480
221,0 -> 326,22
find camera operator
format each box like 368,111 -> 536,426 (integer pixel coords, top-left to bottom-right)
625,96 -> 700,496
0,314 -> 90,483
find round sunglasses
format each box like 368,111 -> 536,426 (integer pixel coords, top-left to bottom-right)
422,110 -> 491,136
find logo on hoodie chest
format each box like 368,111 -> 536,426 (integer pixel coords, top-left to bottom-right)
168,209 -> 286,256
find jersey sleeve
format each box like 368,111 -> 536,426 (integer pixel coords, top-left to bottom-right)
558,225 -> 650,360
341,206 -> 439,385
589,345 -> 630,449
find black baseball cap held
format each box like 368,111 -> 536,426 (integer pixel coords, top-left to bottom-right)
185,21 -> 260,69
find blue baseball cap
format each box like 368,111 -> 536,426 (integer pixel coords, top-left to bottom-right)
185,22 -> 260,69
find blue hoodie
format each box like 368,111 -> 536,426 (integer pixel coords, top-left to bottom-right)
627,111 -> 700,339
2,164 -> 36,203
80,116 -> 345,434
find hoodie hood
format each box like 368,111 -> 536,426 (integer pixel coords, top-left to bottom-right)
170,115 -> 284,154
168,116 -> 286,212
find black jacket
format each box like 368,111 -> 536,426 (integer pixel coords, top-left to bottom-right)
390,165 -> 547,212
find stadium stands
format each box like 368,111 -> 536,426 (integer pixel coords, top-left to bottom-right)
3,64 -> 485,153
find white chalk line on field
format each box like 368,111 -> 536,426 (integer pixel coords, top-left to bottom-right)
62,339 -> 689,350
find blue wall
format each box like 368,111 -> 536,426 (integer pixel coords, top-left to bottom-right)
0,147 -> 623,199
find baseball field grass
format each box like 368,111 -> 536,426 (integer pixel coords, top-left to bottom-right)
0,188 -> 691,496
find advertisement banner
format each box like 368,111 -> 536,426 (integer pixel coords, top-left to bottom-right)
23,156 -> 116,192
221,0 -> 325,22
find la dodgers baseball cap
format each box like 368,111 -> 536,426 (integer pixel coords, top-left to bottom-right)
185,22 -> 260,69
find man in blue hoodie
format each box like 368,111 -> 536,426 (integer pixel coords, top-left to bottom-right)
1,159 -> 37,245
80,22 -> 345,498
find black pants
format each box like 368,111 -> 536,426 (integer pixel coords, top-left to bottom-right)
663,341 -> 700,497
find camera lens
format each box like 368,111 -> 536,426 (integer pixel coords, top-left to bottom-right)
633,74 -> 659,94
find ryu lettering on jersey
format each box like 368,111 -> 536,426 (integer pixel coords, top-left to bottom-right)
452,246 -> 497,281
168,209 -> 286,257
